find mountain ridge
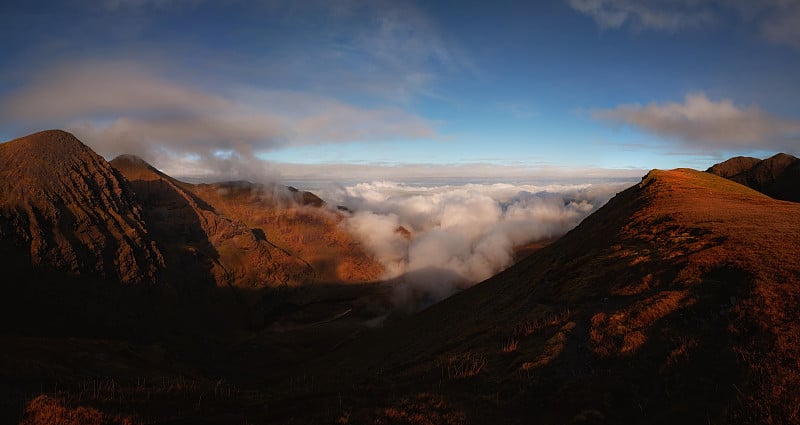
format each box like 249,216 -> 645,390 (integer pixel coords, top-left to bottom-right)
3,130 -> 800,424
299,168 -> 800,424
707,152 -> 800,202
110,153 -> 316,292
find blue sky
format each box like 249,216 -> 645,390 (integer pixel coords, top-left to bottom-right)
1,0 -> 799,181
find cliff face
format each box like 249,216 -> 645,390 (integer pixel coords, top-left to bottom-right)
0,130 -> 163,284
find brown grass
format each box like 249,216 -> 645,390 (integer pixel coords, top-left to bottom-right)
512,309 -> 571,338
501,338 -> 519,353
20,395 -> 135,425
16,377 -> 244,425
443,352 -> 487,379
589,291 -> 691,358
520,321 -> 576,371
370,394 -> 467,425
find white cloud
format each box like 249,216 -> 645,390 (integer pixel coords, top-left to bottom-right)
0,60 -> 439,170
323,180 -> 634,309
592,93 -> 800,152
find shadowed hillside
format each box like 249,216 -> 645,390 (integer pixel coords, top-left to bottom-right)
707,153 -> 800,202
291,168 -> 800,424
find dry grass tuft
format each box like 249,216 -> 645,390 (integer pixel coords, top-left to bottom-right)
589,291 -> 691,358
20,394 -> 136,425
372,393 -> 467,425
520,321 -> 576,371
444,352 -> 487,379
501,338 -> 519,353
512,309 -> 571,338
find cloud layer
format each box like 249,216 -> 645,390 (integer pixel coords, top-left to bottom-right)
321,180 -> 633,309
593,93 -> 800,152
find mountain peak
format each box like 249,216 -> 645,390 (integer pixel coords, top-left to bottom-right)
0,130 -> 164,284
707,153 -> 800,202
3,129 -> 90,158
109,154 -> 168,182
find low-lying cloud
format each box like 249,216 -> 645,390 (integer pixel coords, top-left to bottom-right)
593,93 -> 800,153
321,180 -> 634,309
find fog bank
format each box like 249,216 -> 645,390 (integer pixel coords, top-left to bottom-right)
319,180 -> 635,309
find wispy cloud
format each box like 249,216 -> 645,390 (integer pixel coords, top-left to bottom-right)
750,0 -> 800,49
568,0 -> 800,48
0,59 -> 439,172
592,93 -> 800,152
567,0 -> 716,31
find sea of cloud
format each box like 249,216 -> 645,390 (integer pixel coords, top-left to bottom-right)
315,179 -> 636,309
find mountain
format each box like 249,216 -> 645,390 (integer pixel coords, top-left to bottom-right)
296,168 -> 800,424
189,180 -> 384,284
5,138 -> 800,424
0,130 -> 381,336
109,155 -> 314,291
707,153 -> 800,202
0,130 -> 164,284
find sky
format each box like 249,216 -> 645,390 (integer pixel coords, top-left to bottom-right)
1,0 -> 799,182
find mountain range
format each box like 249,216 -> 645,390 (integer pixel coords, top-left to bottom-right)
1,130 -> 799,424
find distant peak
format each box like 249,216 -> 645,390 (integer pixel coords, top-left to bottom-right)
110,154 -> 177,184
110,154 -> 154,169
766,152 -> 798,162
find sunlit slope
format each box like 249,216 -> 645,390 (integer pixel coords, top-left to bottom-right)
189,181 -> 384,284
0,130 -> 164,284
316,168 -> 800,424
110,154 -> 314,290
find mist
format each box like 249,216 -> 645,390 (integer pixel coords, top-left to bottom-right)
318,180 -> 635,309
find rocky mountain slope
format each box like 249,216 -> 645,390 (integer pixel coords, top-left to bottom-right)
0,130 -> 383,336
0,130 -> 164,284
707,153 -> 800,202
109,155 -> 314,290
189,181 -> 384,284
